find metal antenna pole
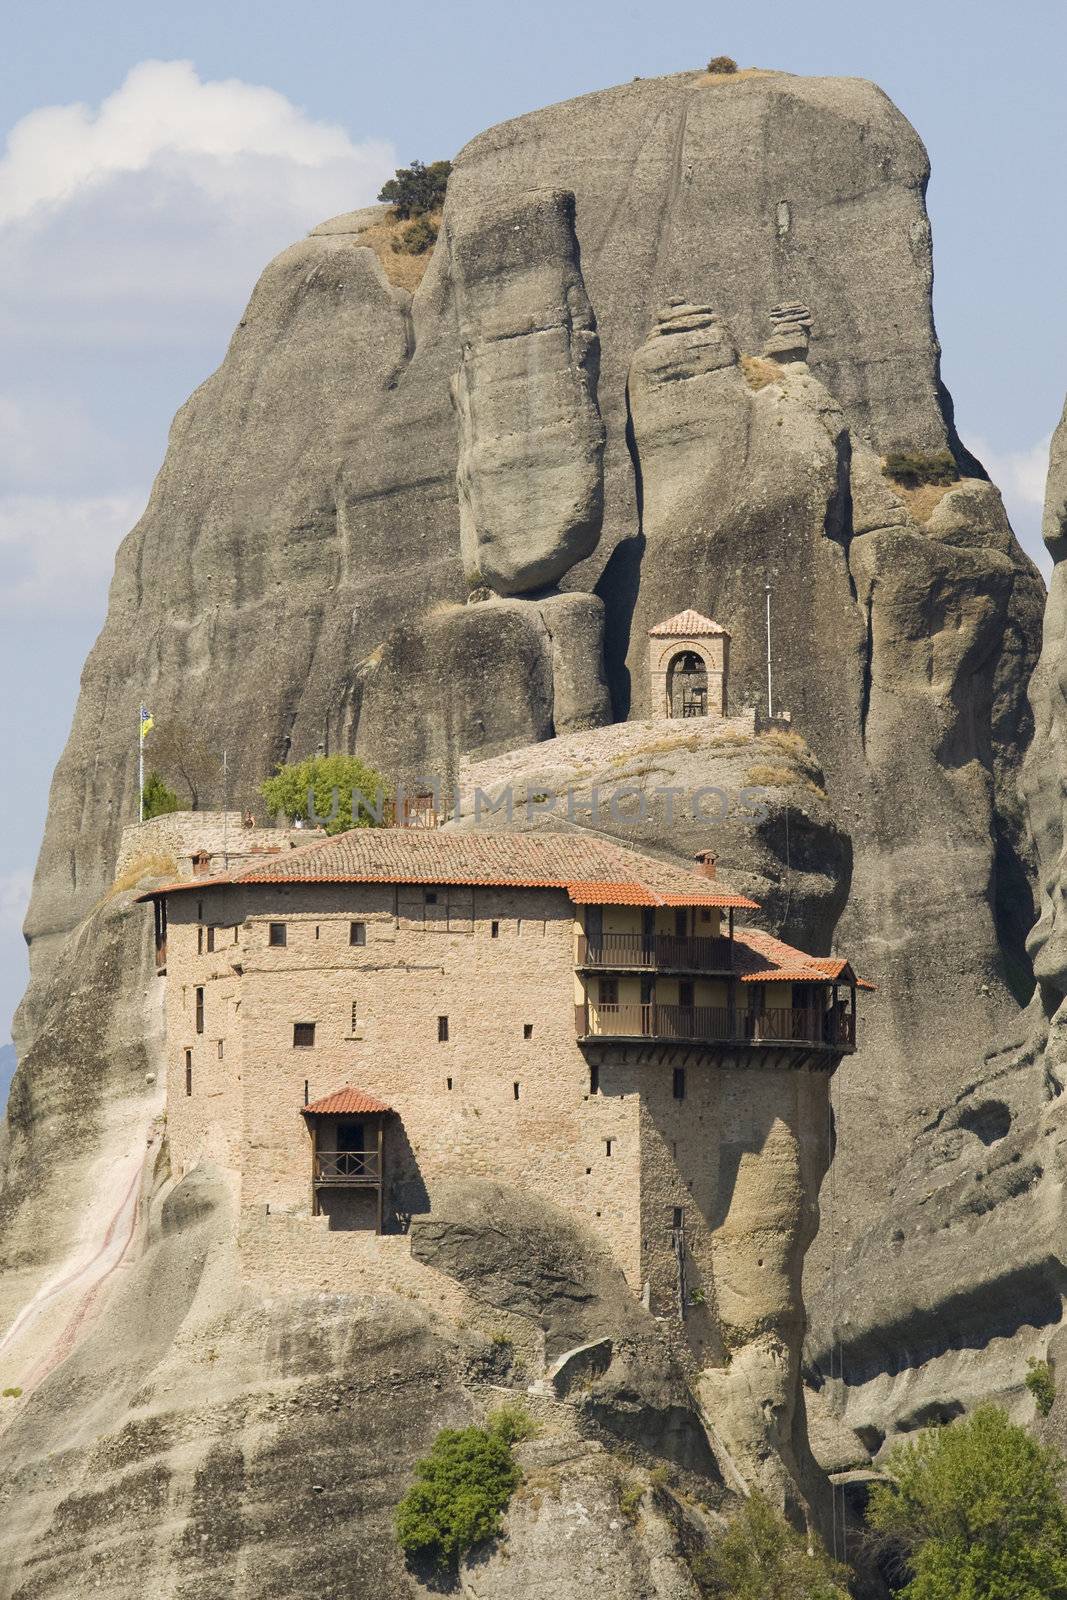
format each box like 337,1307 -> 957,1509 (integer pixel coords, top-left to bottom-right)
765,582 -> 773,720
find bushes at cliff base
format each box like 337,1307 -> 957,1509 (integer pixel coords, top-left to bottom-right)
866,1405 -> 1067,1600
692,1492 -> 850,1598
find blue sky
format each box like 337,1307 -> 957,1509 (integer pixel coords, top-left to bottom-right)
1,0 -> 1064,1046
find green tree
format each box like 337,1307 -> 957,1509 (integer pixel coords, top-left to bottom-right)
866,1405 -> 1067,1600
141,771 -> 181,820
378,158 -> 452,219
395,1407 -> 534,1570
259,754 -> 387,835
694,1492 -> 850,1599
1026,1359 -> 1056,1418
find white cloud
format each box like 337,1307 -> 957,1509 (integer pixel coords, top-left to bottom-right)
0,59 -> 391,225
971,433 -> 1052,577
0,492 -> 146,615
0,62 -> 396,347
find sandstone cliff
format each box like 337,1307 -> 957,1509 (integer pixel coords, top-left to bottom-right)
0,64 -> 1052,1593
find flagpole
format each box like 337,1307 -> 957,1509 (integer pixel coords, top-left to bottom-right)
765,582 -> 773,720
139,704 -> 145,823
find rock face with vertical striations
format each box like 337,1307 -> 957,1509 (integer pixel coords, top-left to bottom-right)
450,188 -> 605,596
1,65 -> 1057,1592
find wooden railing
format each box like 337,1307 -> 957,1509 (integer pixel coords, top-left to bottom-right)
576,933 -> 734,972
576,1002 -> 855,1052
314,1150 -> 381,1185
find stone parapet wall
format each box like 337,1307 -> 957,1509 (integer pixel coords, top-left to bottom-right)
117,812 -> 322,881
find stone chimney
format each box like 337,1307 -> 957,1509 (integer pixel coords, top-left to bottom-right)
693,849 -> 717,879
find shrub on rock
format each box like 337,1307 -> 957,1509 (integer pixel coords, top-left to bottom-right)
395,1407 -> 534,1570
707,55 -> 738,74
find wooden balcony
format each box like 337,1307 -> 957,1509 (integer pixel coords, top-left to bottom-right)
575,933 -> 734,973
314,1150 -> 381,1187
576,1001 -> 856,1053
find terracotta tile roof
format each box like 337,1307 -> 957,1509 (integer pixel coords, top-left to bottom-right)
648,608 -> 729,638
302,1086 -> 393,1116
144,829 -> 760,911
733,928 -> 872,988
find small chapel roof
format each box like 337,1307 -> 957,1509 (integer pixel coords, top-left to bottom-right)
648,609 -> 729,638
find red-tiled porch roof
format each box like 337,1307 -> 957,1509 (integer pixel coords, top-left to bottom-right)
301,1087 -> 393,1116
733,928 -> 873,988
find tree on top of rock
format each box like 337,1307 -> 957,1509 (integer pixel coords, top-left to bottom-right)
378,160 -> 452,220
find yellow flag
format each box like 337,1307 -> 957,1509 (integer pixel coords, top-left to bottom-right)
140,709 -> 154,739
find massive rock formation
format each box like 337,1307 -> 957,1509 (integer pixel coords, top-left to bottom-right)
1,63 -> 1054,1590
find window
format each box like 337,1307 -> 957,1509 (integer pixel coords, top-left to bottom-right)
673,1067 -> 686,1100
351,1001 -> 359,1033
523,1023 -> 533,1040
491,920 -> 499,939
197,900 -> 203,919
233,926 -> 239,944
598,978 -> 618,1006
206,926 -> 216,953
195,987 -> 204,1034
513,1082 -> 520,1100
672,1206 -> 683,1230
446,1076 -> 453,1091
589,1064 -> 600,1095
700,908 -> 712,923
425,891 -> 438,905
674,910 -> 687,937
350,921 -> 366,946
679,980 -> 694,1008
605,1138 -> 613,1157
293,1022 -> 315,1048
303,1080 -> 309,1105
197,926 -> 204,955
185,1049 -> 192,1096
269,922 -> 287,947
217,1039 -> 224,1060
437,1015 -> 449,1042
314,925 -> 320,940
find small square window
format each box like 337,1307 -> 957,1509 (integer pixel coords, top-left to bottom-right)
425,891 -> 438,905
269,923 -> 287,947
350,921 -> 366,946
523,1023 -> 533,1040
438,1015 -> 449,1042
293,1022 -> 315,1048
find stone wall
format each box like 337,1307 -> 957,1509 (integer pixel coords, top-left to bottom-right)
116,812 -> 322,882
